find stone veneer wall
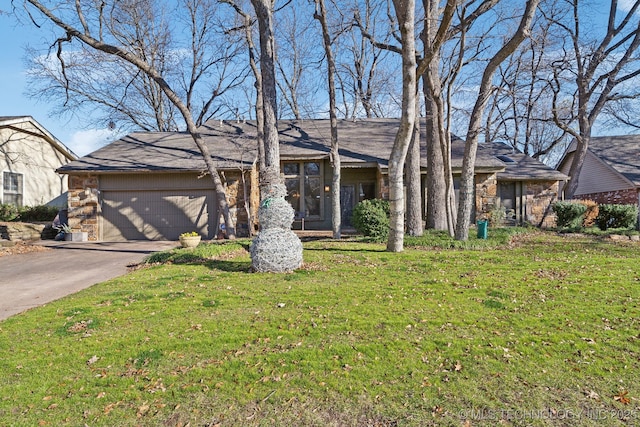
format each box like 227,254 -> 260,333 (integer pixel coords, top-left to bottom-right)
222,169 -> 257,237
378,170 -> 389,200
67,174 -> 100,241
475,173 -> 498,221
576,188 -> 639,206
524,180 -> 560,228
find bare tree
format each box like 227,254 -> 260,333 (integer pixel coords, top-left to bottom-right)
455,0 -> 540,240
249,0 -> 303,273
353,0 -> 423,238
484,4 -> 570,163
250,0 -> 280,178
419,0 -> 457,235
386,0 -> 417,252
341,0 -> 396,119
548,0 -> 640,198
26,0 -> 247,134
274,2 -> 322,119
314,0 -> 342,239
22,0 -> 237,238
220,0 -> 266,170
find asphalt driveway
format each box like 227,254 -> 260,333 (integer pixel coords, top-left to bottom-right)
0,240 -> 177,320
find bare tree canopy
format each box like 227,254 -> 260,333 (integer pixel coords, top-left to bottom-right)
21,0 -> 240,237
546,0 -> 640,198
24,0 -> 248,133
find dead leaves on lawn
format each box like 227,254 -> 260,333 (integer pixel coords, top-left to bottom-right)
614,389 -> 631,405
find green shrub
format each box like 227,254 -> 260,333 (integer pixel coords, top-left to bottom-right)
0,204 -> 61,222
18,205 -> 61,222
0,203 -> 20,221
351,199 -> 390,241
595,204 -> 638,230
552,201 -> 587,229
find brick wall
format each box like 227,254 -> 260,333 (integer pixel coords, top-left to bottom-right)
577,188 -> 639,206
222,169 -> 257,237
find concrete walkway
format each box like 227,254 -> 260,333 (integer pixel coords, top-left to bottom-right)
0,240 -> 177,321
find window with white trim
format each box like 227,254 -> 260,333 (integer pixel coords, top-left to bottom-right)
3,172 -> 23,207
283,161 -> 323,218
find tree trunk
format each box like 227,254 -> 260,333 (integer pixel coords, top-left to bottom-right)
419,0 -> 452,233
251,0 -> 280,177
423,75 -> 448,231
249,0 -> 303,273
405,99 -> 423,236
314,0 -> 341,239
387,0 -> 417,252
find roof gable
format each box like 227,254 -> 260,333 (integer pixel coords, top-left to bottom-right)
585,135 -> 640,186
0,116 -> 77,161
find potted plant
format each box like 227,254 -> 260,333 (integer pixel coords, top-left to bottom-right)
179,231 -> 201,248
57,224 -> 88,241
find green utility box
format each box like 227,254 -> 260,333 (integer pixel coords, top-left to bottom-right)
477,219 -> 488,239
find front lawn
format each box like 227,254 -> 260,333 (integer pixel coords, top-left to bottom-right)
1,231 -> 639,426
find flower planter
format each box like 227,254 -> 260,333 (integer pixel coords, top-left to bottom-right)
65,231 -> 88,242
179,235 -> 201,248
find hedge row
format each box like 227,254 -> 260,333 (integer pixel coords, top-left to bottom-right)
553,200 -> 638,230
0,204 -> 61,222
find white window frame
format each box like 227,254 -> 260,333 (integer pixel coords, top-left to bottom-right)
2,171 -> 23,207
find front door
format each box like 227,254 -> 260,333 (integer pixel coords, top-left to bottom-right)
340,185 -> 355,226
499,181 -> 517,225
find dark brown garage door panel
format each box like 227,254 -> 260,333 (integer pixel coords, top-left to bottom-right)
102,190 -> 217,241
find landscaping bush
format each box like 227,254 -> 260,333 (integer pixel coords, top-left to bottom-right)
18,205 -> 61,222
552,201 -> 587,229
0,203 -> 20,221
595,204 -> 638,230
575,199 -> 599,227
351,199 -> 390,241
0,204 -> 60,222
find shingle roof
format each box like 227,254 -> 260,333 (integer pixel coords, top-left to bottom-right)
0,116 -> 30,122
59,118 -> 511,174
481,142 -> 568,181
584,135 -> 640,186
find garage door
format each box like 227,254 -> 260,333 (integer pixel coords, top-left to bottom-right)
101,189 -> 217,241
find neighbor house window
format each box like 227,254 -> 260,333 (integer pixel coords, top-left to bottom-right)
3,172 -> 23,207
283,161 -> 323,218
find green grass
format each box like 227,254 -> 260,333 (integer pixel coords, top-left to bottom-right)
1,232 -> 639,426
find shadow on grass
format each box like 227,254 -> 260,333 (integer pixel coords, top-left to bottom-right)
204,259 -> 252,273
303,246 -> 387,253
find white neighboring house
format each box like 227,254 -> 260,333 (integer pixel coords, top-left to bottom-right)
0,116 -> 77,207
